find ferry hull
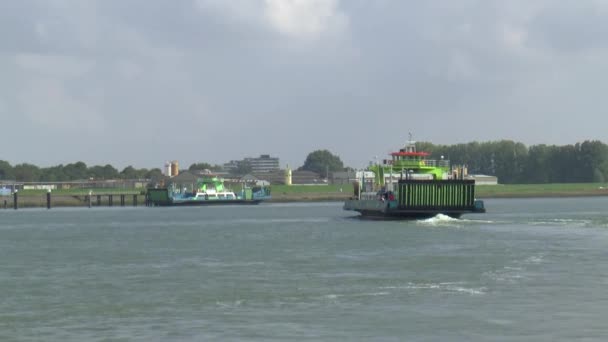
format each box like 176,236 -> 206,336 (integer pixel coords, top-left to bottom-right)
344,199 -> 485,219
343,179 -> 486,220
156,199 -> 263,206
343,199 -> 485,219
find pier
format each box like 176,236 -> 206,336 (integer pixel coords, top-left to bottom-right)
2,192 -> 151,209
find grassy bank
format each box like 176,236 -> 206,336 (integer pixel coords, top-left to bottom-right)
268,183 -> 608,201
269,184 -> 353,202
270,183 -> 608,200
475,183 -> 608,198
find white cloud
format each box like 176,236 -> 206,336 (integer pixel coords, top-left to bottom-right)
3,1 -> 608,168
264,0 -> 348,39
501,24 -> 527,51
195,0 -> 348,39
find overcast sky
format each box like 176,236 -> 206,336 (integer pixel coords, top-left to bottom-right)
2,0 -> 608,170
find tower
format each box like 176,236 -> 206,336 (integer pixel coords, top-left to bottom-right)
285,164 -> 292,186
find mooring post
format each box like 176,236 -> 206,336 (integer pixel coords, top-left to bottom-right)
46,189 -> 51,209
133,195 -> 137,207
109,195 -> 113,207
3,200 -> 6,209
120,194 -> 125,207
97,195 -> 101,206
13,190 -> 18,210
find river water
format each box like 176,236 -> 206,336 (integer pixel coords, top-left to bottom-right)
1,197 -> 608,341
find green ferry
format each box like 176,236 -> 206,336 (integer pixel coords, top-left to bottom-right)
147,176 -> 270,206
344,137 -> 485,219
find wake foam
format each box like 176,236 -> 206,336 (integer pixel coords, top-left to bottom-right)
529,218 -> 592,227
380,282 -> 486,295
418,214 -> 496,227
418,214 -> 463,227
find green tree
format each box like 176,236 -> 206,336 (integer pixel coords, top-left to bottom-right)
578,140 -> 608,182
189,163 -> 223,172
88,164 -> 120,180
415,142 -> 436,155
593,168 -> 605,183
0,160 -> 15,180
120,166 -> 142,179
490,140 -> 528,184
522,144 -> 551,183
299,150 -> 344,178
102,164 -> 120,179
88,165 -> 107,180
63,161 -> 88,180
40,165 -> 68,182
145,168 -> 164,179
13,163 -> 41,182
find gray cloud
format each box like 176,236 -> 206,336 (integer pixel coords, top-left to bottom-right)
528,1 -> 608,52
1,0 -> 607,169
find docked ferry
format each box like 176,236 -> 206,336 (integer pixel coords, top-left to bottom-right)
147,176 -> 270,206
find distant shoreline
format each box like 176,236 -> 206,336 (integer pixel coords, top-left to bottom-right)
476,192 -> 608,199
3,188 -> 608,209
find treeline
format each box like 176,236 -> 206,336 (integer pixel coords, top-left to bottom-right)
417,140 -> 608,184
0,161 -> 163,182
3,140 -> 608,184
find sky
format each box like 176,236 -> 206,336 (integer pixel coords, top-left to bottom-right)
2,0 -> 608,170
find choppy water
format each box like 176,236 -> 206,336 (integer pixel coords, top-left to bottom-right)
2,197 -> 608,341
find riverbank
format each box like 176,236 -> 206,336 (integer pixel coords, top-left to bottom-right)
268,182 -> 608,202
475,183 -> 608,198
3,183 -> 608,208
268,189 -> 608,202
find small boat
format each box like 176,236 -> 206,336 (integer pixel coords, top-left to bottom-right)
146,176 -> 270,206
344,136 -> 485,219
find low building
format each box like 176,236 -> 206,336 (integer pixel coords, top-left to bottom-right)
246,154 -> 279,173
240,174 -> 258,183
331,171 -> 354,184
331,171 -> 375,185
0,181 -> 21,193
291,170 -> 323,185
249,169 -> 323,185
470,175 -> 498,185
252,171 -> 286,184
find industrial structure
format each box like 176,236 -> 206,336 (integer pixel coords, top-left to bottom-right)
164,161 -> 179,177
